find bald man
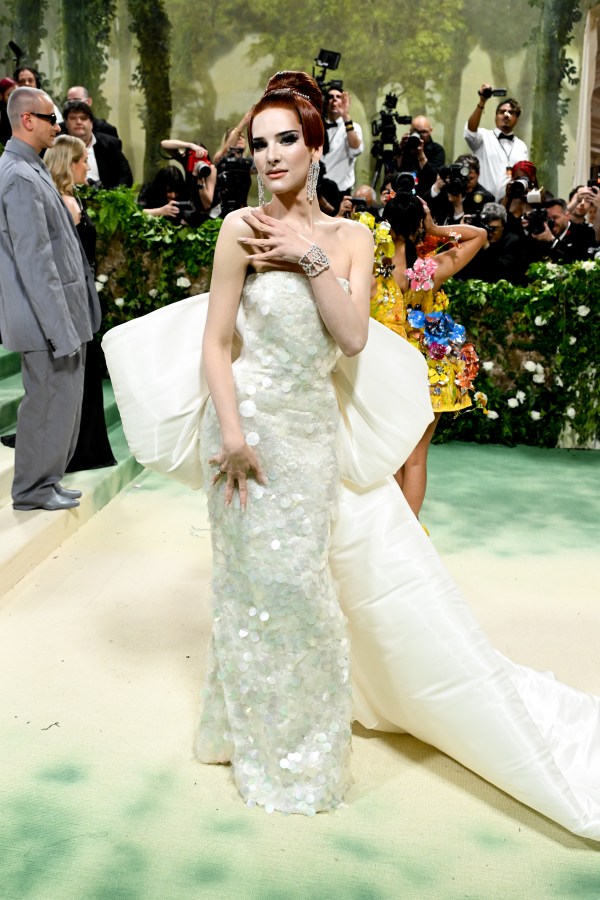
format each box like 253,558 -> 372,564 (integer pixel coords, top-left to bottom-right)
395,115 -> 446,195
0,87 -> 101,510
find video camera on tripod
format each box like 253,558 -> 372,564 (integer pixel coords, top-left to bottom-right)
371,93 -> 411,188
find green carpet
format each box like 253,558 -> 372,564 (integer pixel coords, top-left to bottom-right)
1,444 -> 599,900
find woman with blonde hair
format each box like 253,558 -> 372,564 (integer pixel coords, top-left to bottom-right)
44,134 -> 116,471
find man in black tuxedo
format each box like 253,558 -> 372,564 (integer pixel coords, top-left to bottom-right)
526,198 -> 597,264
63,100 -> 132,189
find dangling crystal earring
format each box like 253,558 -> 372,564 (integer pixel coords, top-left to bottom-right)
257,174 -> 266,207
307,160 -> 319,202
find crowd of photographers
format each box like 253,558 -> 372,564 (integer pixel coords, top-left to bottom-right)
2,65 -> 598,285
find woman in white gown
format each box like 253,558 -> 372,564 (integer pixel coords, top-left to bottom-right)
102,71 -> 600,838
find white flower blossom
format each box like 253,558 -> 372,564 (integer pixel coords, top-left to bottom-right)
507,397 -> 519,408
580,260 -> 595,272
534,315 -> 548,326
532,373 -> 545,384
176,276 -> 191,288
482,361 -> 494,372
535,362 -> 544,375
94,281 -> 104,292
566,406 -> 576,419
148,288 -> 158,298
98,274 -> 109,283
523,360 -> 537,372
577,305 -> 590,317
554,375 -> 563,387
515,390 -> 526,403
569,335 -> 577,345
114,297 -> 125,308
486,410 -> 499,420
530,410 -> 541,421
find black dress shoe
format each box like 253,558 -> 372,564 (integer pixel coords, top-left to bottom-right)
55,484 -> 82,499
13,493 -> 80,511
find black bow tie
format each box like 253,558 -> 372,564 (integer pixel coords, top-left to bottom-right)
325,121 -> 338,129
498,133 -> 514,141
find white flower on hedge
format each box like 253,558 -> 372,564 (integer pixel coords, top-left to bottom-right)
532,373 -> 545,384
577,305 -> 590,317
148,288 -> 158,298
114,297 -> 125,308
507,397 -> 519,408
566,406 -> 576,419
555,374 -> 563,387
98,274 -> 109,284
569,335 -> 577,345
580,260 -> 595,272
482,361 -> 494,372
176,276 -> 191,288
515,390 -> 526,403
535,362 -> 544,374
523,360 -> 537,372
94,281 -> 104,292
534,315 -> 548,326
486,410 -> 499,419
530,410 -> 541,421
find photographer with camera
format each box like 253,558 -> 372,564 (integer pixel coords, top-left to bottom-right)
322,88 -> 363,194
525,197 -> 597,265
336,184 -> 380,220
567,184 -> 600,243
394,116 -> 446,195
426,154 -> 494,225
464,85 -> 528,201
455,202 -> 527,285
139,140 -> 216,226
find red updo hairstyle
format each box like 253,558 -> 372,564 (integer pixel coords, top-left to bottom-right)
247,71 -> 325,151
512,160 -> 538,189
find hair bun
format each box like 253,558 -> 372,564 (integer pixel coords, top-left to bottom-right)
263,70 -> 322,114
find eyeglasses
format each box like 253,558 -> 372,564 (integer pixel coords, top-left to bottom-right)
26,111 -> 58,125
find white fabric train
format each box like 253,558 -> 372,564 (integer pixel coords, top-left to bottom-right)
103,292 -> 600,840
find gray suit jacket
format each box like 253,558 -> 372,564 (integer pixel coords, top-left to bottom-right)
0,137 -> 101,358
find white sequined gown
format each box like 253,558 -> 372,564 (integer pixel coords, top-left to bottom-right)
103,270 -> 600,837
194,272 -> 352,814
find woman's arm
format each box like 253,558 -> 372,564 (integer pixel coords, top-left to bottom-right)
422,210 -> 486,289
196,163 -> 217,210
203,210 -> 267,508
213,111 -> 251,165
160,139 -> 207,157
239,209 -> 372,356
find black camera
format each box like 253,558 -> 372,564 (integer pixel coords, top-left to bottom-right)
507,177 -> 531,200
216,151 -> 253,217
350,197 -> 367,212
404,133 -> 422,153
439,163 -> 470,194
313,49 -> 343,97
195,161 -> 212,180
390,171 -> 417,209
523,206 -> 548,236
479,87 -> 508,100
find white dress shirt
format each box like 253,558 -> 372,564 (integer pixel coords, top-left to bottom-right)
463,125 -> 528,201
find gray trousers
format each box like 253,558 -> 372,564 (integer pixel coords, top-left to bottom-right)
12,346 -> 86,507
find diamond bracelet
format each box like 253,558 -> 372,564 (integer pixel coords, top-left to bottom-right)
298,244 -> 331,278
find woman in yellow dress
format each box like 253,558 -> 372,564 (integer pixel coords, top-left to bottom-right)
369,178 -> 486,517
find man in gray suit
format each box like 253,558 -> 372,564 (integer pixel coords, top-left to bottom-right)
0,87 -> 101,511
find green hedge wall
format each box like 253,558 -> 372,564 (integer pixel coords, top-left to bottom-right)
90,189 -> 598,449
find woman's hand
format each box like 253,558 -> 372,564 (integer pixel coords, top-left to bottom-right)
209,439 -> 267,511
238,208 -> 313,266
418,197 -> 436,233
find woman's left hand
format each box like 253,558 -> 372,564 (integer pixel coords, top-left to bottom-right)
238,208 -> 313,265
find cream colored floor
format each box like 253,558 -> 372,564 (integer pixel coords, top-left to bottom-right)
1,447 -> 600,899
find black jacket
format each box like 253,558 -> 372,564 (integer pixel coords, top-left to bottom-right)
91,132 -> 133,190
